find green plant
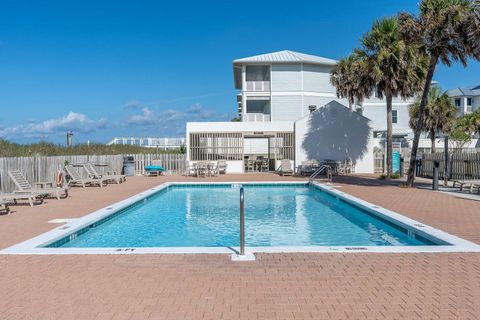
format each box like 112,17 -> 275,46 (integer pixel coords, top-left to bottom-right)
357,17 -> 427,179
409,86 -> 457,153
330,53 -> 369,110
0,139 -> 186,157
379,173 -> 401,179
400,0 -> 480,186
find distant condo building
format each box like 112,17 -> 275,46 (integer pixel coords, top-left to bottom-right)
107,137 -> 186,149
447,85 -> 480,116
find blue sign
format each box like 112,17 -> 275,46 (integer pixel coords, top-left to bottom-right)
392,151 -> 400,174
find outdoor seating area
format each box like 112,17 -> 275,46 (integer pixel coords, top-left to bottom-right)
183,160 -> 227,177
296,159 -> 355,176
244,157 -> 270,172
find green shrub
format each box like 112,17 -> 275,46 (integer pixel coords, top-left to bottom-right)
379,173 -> 401,180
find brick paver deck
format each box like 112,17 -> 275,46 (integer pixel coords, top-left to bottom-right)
1,174 -> 479,319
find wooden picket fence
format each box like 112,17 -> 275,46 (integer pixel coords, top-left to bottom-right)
0,153 -> 187,193
420,152 -> 480,180
124,153 -> 187,175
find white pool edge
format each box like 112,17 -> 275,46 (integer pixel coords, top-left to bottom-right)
2,181 -> 480,255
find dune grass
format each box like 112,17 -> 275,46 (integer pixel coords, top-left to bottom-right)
0,139 -> 184,157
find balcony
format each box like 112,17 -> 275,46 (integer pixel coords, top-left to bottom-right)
245,81 -> 271,92
243,113 -> 271,122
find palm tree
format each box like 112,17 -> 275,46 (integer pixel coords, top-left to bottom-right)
408,86 -> 457,153
357,17 -> 427,178
330,53 -> 368,110
399,0 -> 480,186
467,0 -> 480,55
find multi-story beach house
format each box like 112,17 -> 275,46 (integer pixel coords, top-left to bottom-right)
447,85 -> 480,116
186,50 -> 418,173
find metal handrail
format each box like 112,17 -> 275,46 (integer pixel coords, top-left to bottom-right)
239,186 -> 245,256
309,165 -> 332,183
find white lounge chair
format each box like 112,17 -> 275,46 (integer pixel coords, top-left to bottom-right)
0,192 -> 48,207
64,164 -> 107,188
452,179 -> 480,193
280,159 -> 293,176
8,170 -> 69,200
84,163 -> 126,184
217,160 -> 228,174
0,200 -> 10,214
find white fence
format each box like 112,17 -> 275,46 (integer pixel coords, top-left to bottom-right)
0,153 -> 187,193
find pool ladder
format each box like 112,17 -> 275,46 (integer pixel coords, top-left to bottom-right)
239,186 -> 245,256
309,165 -> 333,183
231,186 -> 255,261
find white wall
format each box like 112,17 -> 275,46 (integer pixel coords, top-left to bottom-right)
295,101 -> 374,174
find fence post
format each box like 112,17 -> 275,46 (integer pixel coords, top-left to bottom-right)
433,160 -> 439,191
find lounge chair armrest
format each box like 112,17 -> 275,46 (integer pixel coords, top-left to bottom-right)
35,181 -> 54,188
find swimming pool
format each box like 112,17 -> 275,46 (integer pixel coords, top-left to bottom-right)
3,182 -> 479,254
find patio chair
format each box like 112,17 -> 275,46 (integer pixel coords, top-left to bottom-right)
260,159 -> 269,172
84,163 -> 126,183
196,162 -> 208,178
64,164 -> 107,188
452,179 -> 480,193
0,200 -> 10,214
280,159 -> 293,176
208,162 -> 219,177
0,192 -> 48,207
8,170 -> 69,200
217,160 -> 227,174
183,162 -> 198,177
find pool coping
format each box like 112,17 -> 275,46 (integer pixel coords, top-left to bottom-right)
2,181 -> 480,255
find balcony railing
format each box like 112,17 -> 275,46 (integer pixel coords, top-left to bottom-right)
242,113 -> 271,122
465,106 -> 473,114
245,81 -> 271,92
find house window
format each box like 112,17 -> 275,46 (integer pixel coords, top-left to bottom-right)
392,110 -> 398,124
467,98 -> 473,106
454,99 -> 461,107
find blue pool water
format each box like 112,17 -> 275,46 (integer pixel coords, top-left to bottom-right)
53,184 -> 438,248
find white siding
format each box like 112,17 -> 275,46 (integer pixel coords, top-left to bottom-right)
302,96 -> 345,116
271,64 -> 302,91
362,103 -> 411,132
302,64 -> 335,93
271,95 -> 303,121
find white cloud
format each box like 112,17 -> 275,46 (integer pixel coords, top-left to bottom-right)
125,107 -> 158,125
123,104 -> 229,136
123,100 -> 142,109
0,112 -> 107,139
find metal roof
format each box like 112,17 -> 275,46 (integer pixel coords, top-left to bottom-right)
233,50 -> 337,65
446,85 -> 480,97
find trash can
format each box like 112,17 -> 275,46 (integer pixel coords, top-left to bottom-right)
123,156 -> 135,176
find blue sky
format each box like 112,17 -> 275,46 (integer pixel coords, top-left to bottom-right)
0,0 -> 479,144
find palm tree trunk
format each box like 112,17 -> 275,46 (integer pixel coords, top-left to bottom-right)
430,130 -> 436,153
386,95 -> 393,178
406,55 -> 439,187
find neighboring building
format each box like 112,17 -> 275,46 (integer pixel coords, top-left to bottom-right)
107,137 -> 186,149
186,50 -> 420,174
447,85 -> 480,116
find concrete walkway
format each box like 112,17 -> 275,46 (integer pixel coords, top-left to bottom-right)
1,174 -> 479,319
